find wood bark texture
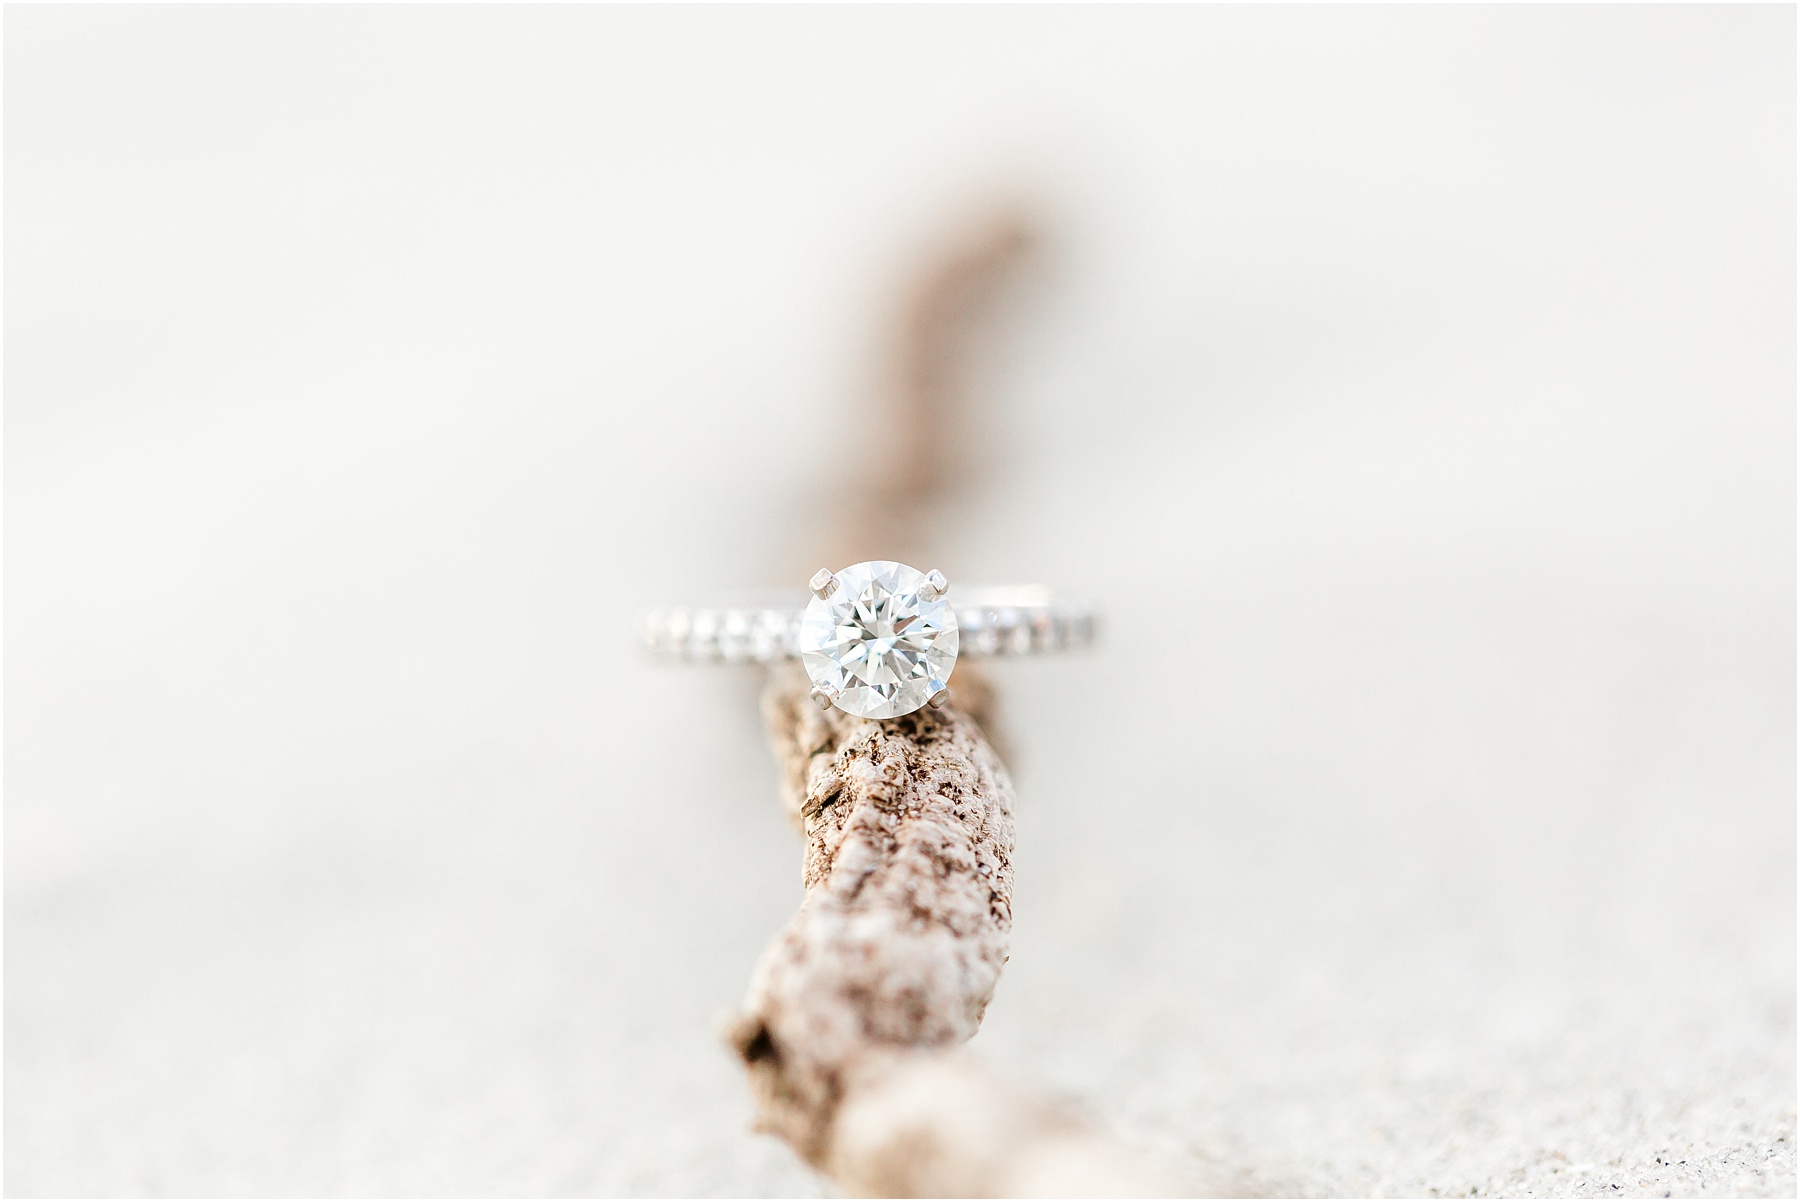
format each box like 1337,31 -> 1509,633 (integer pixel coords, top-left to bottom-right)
724,667 -> 1186,1196
725,210 -> 1205,1196
727,664 -> 1011,1160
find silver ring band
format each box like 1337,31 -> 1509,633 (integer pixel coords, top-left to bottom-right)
639,588 -> 1097,665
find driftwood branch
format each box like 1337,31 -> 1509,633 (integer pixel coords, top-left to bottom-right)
727,664 -> 1012,1170
725,667 -> 1182,1196
725,209 -> 1208,1195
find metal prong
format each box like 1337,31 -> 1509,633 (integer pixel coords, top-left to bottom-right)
920,569 -> 949,601
928,687 -> 951,710
809,568 -> 837,599
810,684 -> 840,712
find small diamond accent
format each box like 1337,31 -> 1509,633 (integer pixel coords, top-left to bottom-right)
798,560 -> 958,718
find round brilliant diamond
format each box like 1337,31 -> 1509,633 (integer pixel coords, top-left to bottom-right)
798,560 -> 958,719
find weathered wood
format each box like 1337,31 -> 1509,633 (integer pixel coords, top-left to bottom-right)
724,667 -> 1190,1196
724,209 -> 1202,1196
725,663 -> 1014,1161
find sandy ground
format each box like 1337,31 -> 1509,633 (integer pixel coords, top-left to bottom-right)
7,7 -> 1793,1196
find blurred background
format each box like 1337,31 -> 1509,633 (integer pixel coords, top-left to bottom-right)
6,6 -> 1793,1196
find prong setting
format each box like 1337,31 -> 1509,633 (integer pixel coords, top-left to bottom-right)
928,687 -> 951,710
797,561 -> 962,719
809,568 -> 838,600
810,683 -> 840,711
920,569 -> 949,601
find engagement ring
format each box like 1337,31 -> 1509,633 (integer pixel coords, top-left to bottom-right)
640,559 -> 1097,718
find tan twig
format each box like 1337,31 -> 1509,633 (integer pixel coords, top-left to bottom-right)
727,663 -> 1015,1168
727,210 -> 1207,1196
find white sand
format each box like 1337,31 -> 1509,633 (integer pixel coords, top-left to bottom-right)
8,7 -> 1792,1195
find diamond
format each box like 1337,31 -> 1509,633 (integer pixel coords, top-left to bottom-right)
798,560 -> 959,718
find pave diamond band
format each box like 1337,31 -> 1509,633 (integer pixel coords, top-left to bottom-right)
643,560 -> 1095,718
638,591 -> 1097,665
